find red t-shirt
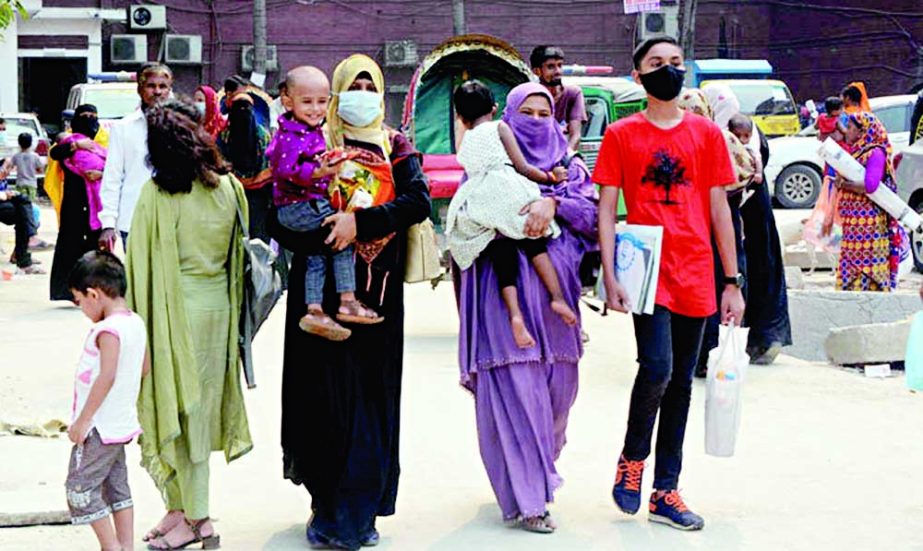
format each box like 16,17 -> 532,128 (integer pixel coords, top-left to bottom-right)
592,112 -> 735,318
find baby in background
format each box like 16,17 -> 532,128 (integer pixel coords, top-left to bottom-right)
65,251 -> 149,551
816,96 -> 846,144
727,114 -> 763,187
269,65 -> 383,342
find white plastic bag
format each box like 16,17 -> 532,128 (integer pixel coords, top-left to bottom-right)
705,323 -> 750,457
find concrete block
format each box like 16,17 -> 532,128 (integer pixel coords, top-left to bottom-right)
784,245 -> 836,271
785,266 -> 805,290
824,319 -> 912,366
786,289 -> 921,361
778,220 -> 805,247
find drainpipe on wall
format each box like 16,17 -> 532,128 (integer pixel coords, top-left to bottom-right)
678,0 -> 697,60
252,0 -> 267,78
452,0 -> 466,36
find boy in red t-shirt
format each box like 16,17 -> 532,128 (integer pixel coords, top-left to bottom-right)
593,36 -> 745,532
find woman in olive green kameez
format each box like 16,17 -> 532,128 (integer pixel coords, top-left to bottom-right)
125,100 -> 252,550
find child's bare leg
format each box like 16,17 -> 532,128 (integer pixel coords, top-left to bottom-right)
501,285 -> 536,348
486,239 -> 536,348
530,252 -> 577,326
113,507 -> 133,551
89,516 -> 121,551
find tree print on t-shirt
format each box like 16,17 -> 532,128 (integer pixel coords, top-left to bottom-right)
641,149 -> 690,205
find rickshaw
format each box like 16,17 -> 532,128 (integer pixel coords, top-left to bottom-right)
401,34 -> 533,236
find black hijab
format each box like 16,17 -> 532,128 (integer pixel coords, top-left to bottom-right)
226,98 -> 261,175
71,104 -> 100,139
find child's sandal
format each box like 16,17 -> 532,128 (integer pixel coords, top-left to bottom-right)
336,300 -> 384,325
299,310 -> 352,341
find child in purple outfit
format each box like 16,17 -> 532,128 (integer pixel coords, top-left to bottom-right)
269,66 -> 383,342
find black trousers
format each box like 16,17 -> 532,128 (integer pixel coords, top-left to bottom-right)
484,237 -> 547,289
0,195 -> 36,267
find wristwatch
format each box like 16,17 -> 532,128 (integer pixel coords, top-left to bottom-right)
723,273 -> 746,288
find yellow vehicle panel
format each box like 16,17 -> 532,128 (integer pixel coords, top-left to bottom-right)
701,79 -> 800,137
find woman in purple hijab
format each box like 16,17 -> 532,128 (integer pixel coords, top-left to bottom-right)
455,82 -> 598,532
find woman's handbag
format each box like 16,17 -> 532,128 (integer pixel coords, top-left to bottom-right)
235,201 -> 283,388
405,218 -> 443,283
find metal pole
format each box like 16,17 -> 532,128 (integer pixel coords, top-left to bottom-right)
679,0 -> 697,60
452,0 -> 466,36
253,0 -> 267,75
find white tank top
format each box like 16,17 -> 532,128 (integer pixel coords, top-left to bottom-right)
72,311 -> 147,444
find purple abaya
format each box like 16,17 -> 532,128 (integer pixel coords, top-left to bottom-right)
456,84 -> 598,519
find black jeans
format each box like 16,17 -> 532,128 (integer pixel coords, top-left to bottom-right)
484,237 -> 547,289
0,195 -> 36,267
623,305 -> 707,490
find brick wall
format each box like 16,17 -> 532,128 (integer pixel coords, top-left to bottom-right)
36,0 -> 923,109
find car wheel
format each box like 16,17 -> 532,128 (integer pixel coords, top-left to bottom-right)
774,164 -> 822,209
912,202 -> 923,273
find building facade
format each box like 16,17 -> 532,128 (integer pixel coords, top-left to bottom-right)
2,0 -> 922,126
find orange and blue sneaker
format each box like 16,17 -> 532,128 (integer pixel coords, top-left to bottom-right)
649,490 -> 705,531
611,455 -> 645,514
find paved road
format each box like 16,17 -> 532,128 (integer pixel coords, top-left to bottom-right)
2,208 -> 923,550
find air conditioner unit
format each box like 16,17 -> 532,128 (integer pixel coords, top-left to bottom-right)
384,40 -> 418,68
241,45 -> 279,72
165,35 -> 202,65
639,5 -> 680,40
128,5 -> 167,31
110,35 -> 148,65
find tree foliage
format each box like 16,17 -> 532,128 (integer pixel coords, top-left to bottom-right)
0,0 -> 27,30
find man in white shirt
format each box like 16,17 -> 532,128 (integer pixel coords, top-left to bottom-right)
98,63 -> 173,251
269,81 -> 287,134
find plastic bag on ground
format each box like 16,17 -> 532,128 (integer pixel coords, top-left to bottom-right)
705,323 -> 750,457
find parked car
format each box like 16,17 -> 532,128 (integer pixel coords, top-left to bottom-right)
765,95 -> 917,209
0,112 -> 50,186
63,73 -> 140,128
893,142 -> 923,272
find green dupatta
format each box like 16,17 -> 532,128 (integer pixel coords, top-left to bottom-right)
125,174 -> 252,489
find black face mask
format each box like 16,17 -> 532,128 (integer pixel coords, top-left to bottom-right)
71,116 -> 100,139
639,65 -> 686,102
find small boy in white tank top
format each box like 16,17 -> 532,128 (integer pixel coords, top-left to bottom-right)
65,250 -> 149,551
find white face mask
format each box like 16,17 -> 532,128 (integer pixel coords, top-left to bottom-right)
0,133 -> 7,148
337,91 -> 383,127
194,102 -> 207,117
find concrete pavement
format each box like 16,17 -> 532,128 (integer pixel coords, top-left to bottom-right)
3,208 -> 923,550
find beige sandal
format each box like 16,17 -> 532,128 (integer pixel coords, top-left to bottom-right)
336,300 -> 384,325
299,309 -> 352,341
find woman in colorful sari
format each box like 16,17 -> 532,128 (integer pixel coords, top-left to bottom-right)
831,112 -> 901,292
193,85 -> 227,139
47,104 -> 108,301
269,55 -> 430,550
456,82 -> 597,533
217,92 -> 273,242
125,100 -> 252,550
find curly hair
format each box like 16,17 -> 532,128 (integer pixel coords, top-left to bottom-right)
146,98 -> 229,194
